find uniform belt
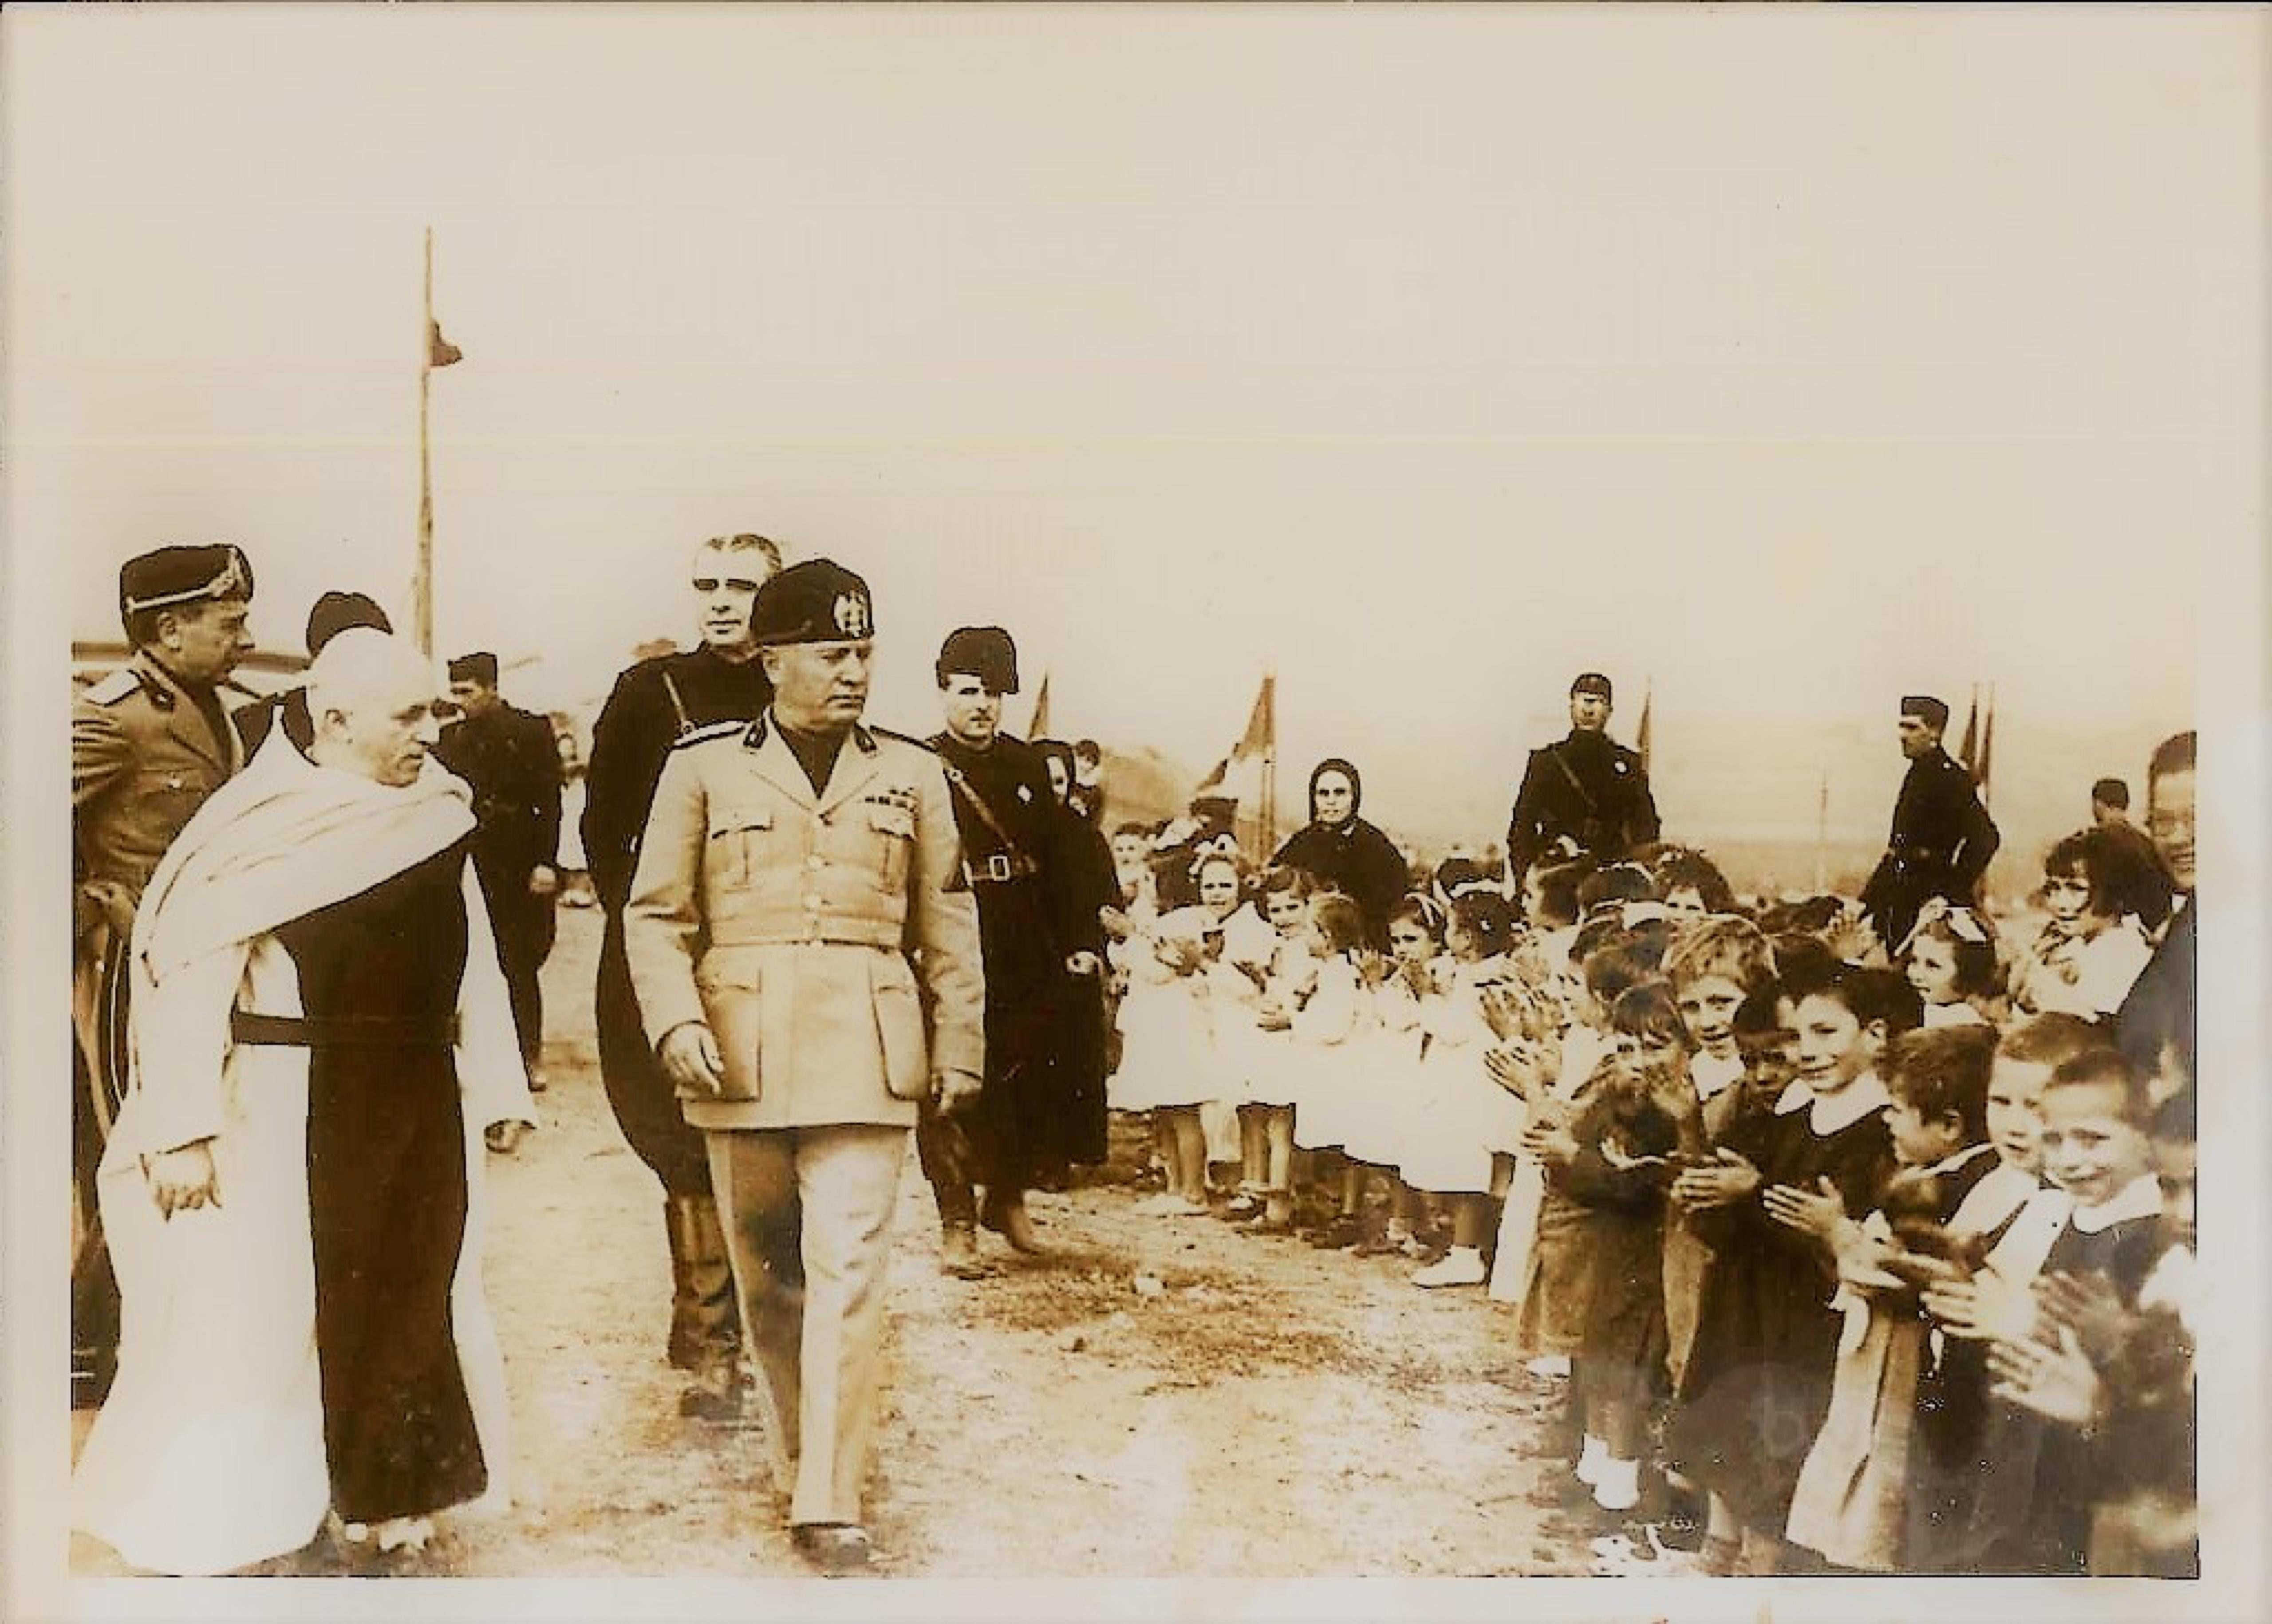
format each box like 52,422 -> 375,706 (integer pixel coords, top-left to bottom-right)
231,1010 -> 461,1049
964,852 -> 1040,885
707,919 -> 905,950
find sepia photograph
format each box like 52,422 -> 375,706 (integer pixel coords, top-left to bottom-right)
3,4 -> 2265,1621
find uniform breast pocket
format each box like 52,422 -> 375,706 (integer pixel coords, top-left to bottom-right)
865,801 -> 916,894
134,767 -> 209,835
708,805 -> 774,889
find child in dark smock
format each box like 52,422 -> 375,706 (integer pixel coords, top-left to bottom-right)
1785,1024 -> 2036,1570
1533,981 -> 1691,1514
1664,961 -> 1913,1576
1895,1013 -> 2094,1571
1917,1049 -> 2182,1575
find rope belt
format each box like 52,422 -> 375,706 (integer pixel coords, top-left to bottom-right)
230,1009 -> 461,1049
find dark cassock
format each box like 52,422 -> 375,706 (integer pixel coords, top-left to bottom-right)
1035,749 -> 1117,1178
1859,718 -> 2001,952
583,644 -> 774,1185
72,691 -> 532,1575
2117,894 -> 2196,1095
580,642 -> 770,1394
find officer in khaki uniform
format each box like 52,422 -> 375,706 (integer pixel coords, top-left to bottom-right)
625,558 -> 983,1575
71,543 -> 257,1403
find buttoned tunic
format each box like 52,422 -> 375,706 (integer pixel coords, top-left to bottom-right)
624,715 -> 984,1132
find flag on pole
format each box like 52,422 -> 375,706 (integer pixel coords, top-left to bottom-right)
1974,686 -> 1996,805
1193,674 -> 1275,809
1635,678 -> 1653,774
427,318 -> 463,370
1956,684 -> 1979,776
1026,674 -> 1051,740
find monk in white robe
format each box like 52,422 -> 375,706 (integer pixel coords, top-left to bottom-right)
72,631 -> 535,1575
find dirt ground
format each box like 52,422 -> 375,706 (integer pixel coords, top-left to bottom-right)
72,903 -> 1640,1581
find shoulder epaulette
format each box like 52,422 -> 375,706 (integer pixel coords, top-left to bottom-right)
671,720 -> 744,750
81,669 -> 142,707
867,726 -> 937,755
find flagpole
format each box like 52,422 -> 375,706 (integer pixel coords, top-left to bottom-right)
1980,682 -> 1996,812
414,225 -> 435,657
1814,768 -> 1829,895
1261,670 -> 1277,858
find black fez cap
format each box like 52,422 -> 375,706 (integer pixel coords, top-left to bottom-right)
449,651 -> 501,686
118,543 -> 255,631
749,558 -> 874,646
305,591 -> 392,658
1570,671 -> 1613,701
1900,694 -> 1950,730
935,626 -> 1020,695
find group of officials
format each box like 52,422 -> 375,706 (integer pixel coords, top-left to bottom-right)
64,534 -> 2003,1581
67,534 -> 1116,1576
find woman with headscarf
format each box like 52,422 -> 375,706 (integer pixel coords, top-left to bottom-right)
1271,757 -> 1410,950
1033,739 -> 1116,1182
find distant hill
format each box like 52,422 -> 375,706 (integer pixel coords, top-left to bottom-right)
1091,745 -> 1194,834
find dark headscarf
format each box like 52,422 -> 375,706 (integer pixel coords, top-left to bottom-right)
1274,755 -> 1407,948
1308,757 -> 1363,824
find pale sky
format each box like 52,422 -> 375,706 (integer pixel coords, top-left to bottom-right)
6,4 -> 2260,862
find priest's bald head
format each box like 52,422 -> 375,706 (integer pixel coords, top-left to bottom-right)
306,630 -> 450,788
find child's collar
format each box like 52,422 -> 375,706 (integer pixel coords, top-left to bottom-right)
2066,1171 -> 2163,1234
1921,1141 -> 1998,1179
1808,1070 -> 1890,1136
1691,1049 -> 1745,1102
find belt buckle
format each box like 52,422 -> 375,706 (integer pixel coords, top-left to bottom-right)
984,853 -> 1013,883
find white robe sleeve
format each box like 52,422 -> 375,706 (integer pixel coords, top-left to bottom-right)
119,940 -> 253,1158
455,861 -> 537,1131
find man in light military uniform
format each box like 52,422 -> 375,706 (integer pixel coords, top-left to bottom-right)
624,558 -> 984,1576
71,543 -> 257,1405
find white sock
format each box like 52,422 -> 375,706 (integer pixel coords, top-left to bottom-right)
1574,1434 -> 1609,1485
1594,1457 -> 1641,1511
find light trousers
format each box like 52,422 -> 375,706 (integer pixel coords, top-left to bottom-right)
705,1123 -> 907,1526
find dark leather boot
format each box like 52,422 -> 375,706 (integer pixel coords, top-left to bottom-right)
664,1197 -> 701,1370
669,1193 -> 746,1420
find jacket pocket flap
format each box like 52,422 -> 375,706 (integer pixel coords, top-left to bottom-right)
866,802 -> 915,840
710,806 -> 775,837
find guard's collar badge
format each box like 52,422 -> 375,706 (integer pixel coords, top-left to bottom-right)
833,592 -> 872,639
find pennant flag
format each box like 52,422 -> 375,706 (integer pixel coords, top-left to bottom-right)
1192,674 -> 1275,807
1974,686 -> 1995,805
428,318 -> 464,369
1956,684 -> 1979,776
1026,674 -> 1051,740
1635,679 -> 1653,774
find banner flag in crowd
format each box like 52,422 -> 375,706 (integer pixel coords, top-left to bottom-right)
1026,673 -> 1051,740
1957,684 -> 1980,775
1636,678 -> 1653,775
1192,673 -> 1276,813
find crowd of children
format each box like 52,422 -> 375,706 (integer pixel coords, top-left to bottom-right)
1093,738 -> 2198,1580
